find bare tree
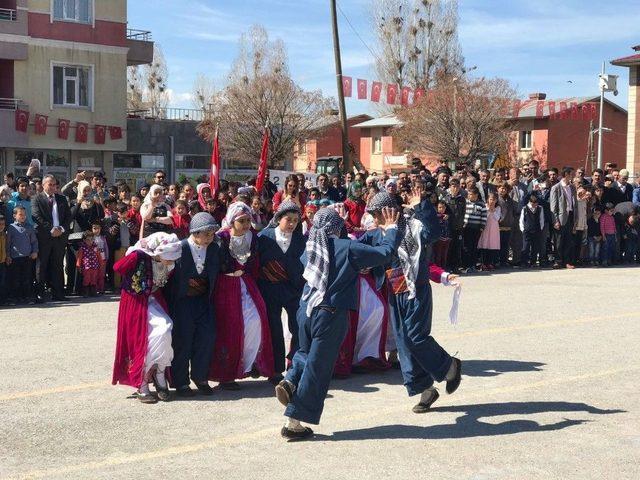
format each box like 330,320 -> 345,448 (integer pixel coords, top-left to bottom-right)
191,73 -> 218,112
126,44 -> 170,114
395,77 -> 517,166
197,25 -> 334,169
371,0 -> 464,91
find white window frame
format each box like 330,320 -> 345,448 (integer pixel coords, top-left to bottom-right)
50,0 -> 94,26
51,61 -> 95,111
519,130 -> 532,150
373,135 -> 383,154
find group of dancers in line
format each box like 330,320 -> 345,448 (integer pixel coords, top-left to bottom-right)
112,180 -> 462,441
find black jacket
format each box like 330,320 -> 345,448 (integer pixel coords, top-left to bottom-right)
31,192 -> 71,237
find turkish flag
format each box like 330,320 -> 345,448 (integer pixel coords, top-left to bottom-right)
109,125 -> 123,140
94,125 -> 106,144
590,102 -> 598,120
75,122 -> 88,143
342,76 -> 352,97
210,127 -> 220,196
357,79 -> 367,100
570,102 -> 579,120
547,101 -> 556,119
34,114 -> 48,135
414,89 -> 425,105
558,102 -> 568,119
255,126 -> 270,194
535,101 -> 545,118
401,87 -> 412,106
387,84 -> 398,105
512,100 -> 522,118
58,119 -> 70,139
15,109 -> 29,132
371,81 -> 382,102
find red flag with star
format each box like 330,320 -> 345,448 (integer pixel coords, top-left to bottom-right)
547,101 -> 556,119
210,125 -> 220,196
75,122 -> 88,143
109,125 -> 123,140
414,89 -> 425,105
94,125 -> 106,144
342,76 -> 352,97
357,79 -> 367,100
58,119 -> 70,139
371,81 -> 382,102
535,101 -> 545,118
34,114 -> 48,135
401,87 -> 412,106
15,109 -> 29,132
387,84 -> 398,105
255,125 -> 270,194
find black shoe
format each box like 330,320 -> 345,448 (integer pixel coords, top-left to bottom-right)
269,374 -> 284,386
195,382 -> 214,396
446,357 -> 462,395
175,386 -> 196,397
133,391 -> 158,404
156,388 -> 171,402
275,380 -> 295,406
218,381 -> 241,391
412,389 -> 440,414
280,426 -> 314,441
52,295 -> 68,302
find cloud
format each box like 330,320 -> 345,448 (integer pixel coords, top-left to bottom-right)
166,89 -> 194,107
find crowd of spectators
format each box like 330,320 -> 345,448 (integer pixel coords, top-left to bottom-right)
0,157 -> 638,306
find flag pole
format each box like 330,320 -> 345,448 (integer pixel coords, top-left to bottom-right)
330,0 -> 351,173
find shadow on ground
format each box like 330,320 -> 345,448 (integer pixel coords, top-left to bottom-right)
321,401 -> 625,441
462,359 -> 546,377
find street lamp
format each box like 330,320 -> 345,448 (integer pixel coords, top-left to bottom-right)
596,61 -> 618,170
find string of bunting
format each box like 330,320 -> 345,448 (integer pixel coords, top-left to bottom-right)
14,109 -> 124,143
341,76 -> 599,120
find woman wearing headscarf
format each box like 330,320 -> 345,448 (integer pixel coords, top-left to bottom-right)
275,205 -> 400,440
257,200 -> 306,383
363,189 -> 462,414
343,182 -> 366,234
196,183 -> 212,211
112,232 -> 182,404
140,184 -> 173,239
209,202 -> 275,389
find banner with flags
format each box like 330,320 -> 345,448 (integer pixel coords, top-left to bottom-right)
210,125 -> 220,196
255,125 -> 270,194
34,114 -> 48,135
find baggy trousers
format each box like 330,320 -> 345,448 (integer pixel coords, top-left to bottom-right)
390,282 -> 452,396
284,306 -> 348,425
170,294 -> 215,388
264,295 -> 300,375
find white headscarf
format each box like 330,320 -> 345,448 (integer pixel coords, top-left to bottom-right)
76,180 -> 91,203
126,232 -> 182,261
222,201 -> 252,229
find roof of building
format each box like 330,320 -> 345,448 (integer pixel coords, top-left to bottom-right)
611,52 -> 640,66
512,96 -> 626,119
352,115 -> 401,128
313,114 -> 372,130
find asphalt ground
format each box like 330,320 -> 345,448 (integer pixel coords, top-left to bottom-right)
0,266 -> 639,480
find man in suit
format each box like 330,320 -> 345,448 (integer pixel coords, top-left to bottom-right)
550,167 -> 578,269
476,169 -> 497,203
31,174 -> 71,301
611,169 -> 633,204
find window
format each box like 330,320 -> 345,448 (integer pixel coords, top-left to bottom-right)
298,141 -> 307,154
53,0 -> 92,24
519,130 -> 532,150
373,135 -> 382,154
114,154 -> 141,169
53,64 -> 92,108
176,155 -> 209,170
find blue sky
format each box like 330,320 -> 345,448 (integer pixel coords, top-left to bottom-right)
128,0 -> 640,115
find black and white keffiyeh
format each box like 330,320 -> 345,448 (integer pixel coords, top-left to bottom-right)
302,207 -> 345,316
367,191 -> 422,299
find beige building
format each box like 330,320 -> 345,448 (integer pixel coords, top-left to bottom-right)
0,0 -> 152,184
612,45 -> 640,175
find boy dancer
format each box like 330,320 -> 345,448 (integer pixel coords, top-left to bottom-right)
275,205 -> 400,440
167,212 -> 221,396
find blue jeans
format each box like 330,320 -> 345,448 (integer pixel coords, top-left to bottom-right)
602,234 -> 616,264
588,237 -> 601,263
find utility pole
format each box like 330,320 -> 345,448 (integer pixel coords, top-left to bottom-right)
330,0 -> 351,173
597,62 -> 605,170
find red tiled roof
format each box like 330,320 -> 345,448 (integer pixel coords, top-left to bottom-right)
611,53 -> 640,66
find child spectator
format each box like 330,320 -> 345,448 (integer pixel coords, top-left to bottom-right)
76,230 -> 101,297
91,221 -> 108,294
171,199 -> 191,239
250,196 -> 268,232
302,204 -> 318,236
126,194 -> 142,239
462,187 -> 487,272
478,192 -> 501,271
600,203 -> 617,267
432,200 -> 451,268
102,197 -> 120,290
113,203 -> 131,289
6,206 -> 38,304
623,214 -> 639,263
519,194 -> 545,268
587,208 -> 602,266
0,215 -> 6,306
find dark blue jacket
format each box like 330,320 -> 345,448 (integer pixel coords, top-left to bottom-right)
257,226 -> 306,305
300,227 -> 399,311
166,239 -> 220,301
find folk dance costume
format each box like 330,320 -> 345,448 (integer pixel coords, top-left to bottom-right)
276,207 -> 399,440
257,201 -> 306,381
166,213 -> 221,397
366,192 -> 462,414
209,203 -> 275,387
112,232 -> 182,404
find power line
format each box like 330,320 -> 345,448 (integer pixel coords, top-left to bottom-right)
336,0 -> 379,62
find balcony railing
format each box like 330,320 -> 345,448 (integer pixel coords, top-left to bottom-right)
0,97 -> 23,110
0,7 -> 17,21
127,29 -> 152,41
128,107 -> 213,122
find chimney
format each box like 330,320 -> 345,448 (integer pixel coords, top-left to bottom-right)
528,93 -> 547,100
